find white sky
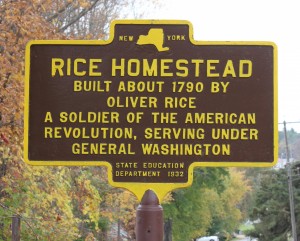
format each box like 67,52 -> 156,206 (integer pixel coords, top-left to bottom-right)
141,0 -> 300,132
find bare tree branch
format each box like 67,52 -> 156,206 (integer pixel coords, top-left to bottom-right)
59,0 -> 100,32
46,1 -> 73,22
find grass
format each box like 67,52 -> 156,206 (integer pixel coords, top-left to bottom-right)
239,222 -> 254,232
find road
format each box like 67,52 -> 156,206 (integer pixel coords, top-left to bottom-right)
233,235 -> 257,241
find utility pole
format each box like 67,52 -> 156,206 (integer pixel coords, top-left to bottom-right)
284,121 -> 297,241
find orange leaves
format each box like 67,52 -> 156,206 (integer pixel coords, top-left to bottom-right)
78,0 -> 90,8
0,0 -> 158,239
56,213 -> 62,222
0,133 -> 9,144
0,0 -> 64,153
73,173 -> 102,229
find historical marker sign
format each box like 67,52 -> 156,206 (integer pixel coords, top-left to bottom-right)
24,20 -> 277,200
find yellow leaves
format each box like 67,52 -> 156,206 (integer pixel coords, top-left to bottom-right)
22,166 -> 80,238
75,173 -> 102,229
212,168 -> 251,231
85,232 -> 96,241
179,168 -> 251,238
0,0 -> 159,239
78,0 -> 90,8
0,158 -> 81,239
221,168 -> 250,205
162,191 -> 173,203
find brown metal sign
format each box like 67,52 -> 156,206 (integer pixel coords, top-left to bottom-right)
24,20 -> 277,201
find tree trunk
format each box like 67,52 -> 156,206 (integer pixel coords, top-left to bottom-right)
164,218 -> 172,241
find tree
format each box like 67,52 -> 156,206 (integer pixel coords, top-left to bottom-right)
249,162 -> 300,241
278,129 -> 300,161
0,0 -> 143,239
163,168 -> 249,241
162,168 -> 226,240
203,168 -> 250,241
0,1 -> 82,239
37,0 -> 159,39
249,168 -> 291,241
1,0 -> 163,238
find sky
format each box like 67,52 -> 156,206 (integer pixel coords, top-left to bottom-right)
141,0 -> 300,132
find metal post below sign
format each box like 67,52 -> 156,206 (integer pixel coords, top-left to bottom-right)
136,190 -> 163,241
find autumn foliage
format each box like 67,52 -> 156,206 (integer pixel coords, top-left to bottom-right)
0,1 -> 138,240
0,1 -> 251,240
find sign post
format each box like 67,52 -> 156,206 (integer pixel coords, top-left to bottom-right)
136,189 -> 163,241
24,20 -> 277,240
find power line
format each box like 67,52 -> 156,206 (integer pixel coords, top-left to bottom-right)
279,121 -> 300,124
